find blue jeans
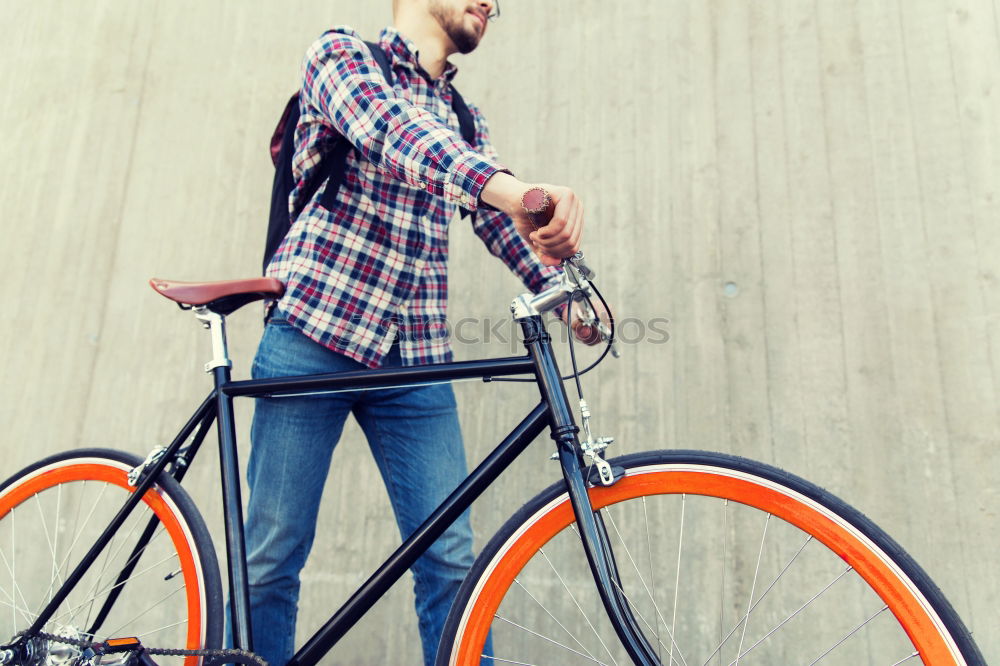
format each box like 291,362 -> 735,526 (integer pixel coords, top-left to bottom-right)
235,317 -> 478,666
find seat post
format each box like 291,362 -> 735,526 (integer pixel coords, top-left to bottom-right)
193,307 -> 233,372
194,306 -> 255,650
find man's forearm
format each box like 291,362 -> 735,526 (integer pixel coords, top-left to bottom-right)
479,172 -> 530,215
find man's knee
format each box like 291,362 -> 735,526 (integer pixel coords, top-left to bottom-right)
421,520 -> 476,575
246,533 -> 312,589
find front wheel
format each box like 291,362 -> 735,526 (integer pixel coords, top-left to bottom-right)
0,448 -> 223,666
438,450 -> 984,665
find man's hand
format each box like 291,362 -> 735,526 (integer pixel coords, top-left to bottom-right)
481,173 -> 584,267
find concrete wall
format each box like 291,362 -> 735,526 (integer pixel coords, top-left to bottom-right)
1,0 -> 997,662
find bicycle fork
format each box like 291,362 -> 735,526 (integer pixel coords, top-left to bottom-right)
519,315 -> 661,666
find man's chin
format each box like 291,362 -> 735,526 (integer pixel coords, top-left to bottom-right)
453,32 -> 480,54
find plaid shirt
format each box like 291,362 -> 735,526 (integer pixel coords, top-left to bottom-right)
267,26 -> 560,368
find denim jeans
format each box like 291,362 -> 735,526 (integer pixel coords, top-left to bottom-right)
234,317 -> 479,666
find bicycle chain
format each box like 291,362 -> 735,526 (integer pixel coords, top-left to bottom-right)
18,631 -> 268,666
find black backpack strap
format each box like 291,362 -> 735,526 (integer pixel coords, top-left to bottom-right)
310,42 -> 480,221
264,41 -> 395,274
450,87 -> 477,148
449,86 -> 478,220
316,41 -> 394,212
264,93 -> 305,273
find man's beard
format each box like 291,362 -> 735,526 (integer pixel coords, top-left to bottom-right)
429,1 -> 481,54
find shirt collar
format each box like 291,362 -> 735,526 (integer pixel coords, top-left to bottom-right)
379,26 -> 459,84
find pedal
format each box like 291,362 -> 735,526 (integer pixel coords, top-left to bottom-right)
97,638 -> 143,655
81,637 -> 152,666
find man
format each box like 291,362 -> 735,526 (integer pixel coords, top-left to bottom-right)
245,1 -> 587,664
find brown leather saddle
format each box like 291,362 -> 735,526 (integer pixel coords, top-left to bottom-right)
149,277 -> 284,316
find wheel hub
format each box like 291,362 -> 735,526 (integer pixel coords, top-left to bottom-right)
43,626 -> 86,666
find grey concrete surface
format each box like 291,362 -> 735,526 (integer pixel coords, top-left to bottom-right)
1,1 -> 997,663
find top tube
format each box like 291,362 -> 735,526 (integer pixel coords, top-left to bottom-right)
221,354 -> 536,398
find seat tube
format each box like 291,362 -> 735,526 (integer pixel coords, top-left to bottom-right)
518,314 -> 659,665
199,308 -> 254,652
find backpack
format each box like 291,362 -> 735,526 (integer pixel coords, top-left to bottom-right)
263,40 -> 478,273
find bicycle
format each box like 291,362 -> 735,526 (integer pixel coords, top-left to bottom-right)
0,251 -> 986,665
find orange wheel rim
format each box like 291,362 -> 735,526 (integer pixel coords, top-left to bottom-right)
452,467 -> 960,666
0,461 -> 205,665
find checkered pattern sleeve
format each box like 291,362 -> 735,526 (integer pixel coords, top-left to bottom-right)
465,102 -> 563,294
301,31 -> 505,210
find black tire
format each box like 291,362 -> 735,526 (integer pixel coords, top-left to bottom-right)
0,448 -> 223,665
437,450 -> 985,665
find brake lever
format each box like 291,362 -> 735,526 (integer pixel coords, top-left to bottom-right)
598,321 -> 620,358
565,252 -> 595,281
571,277 -> 621,359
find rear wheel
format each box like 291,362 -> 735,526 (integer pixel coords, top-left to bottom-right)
0,448 -> 223,666
438,450 -> 984,665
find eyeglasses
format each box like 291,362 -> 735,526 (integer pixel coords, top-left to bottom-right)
487,0 -> 500,21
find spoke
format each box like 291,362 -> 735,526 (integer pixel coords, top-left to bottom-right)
8,506 -> 13,631
1,509 -> 33,627
0,596 -> 38,623
641,496 -> 662,666
511,578 -> 610,664
35,492 -> 65,601
724,566 -> 854,666
103,585 -> 184,639
670,494 -> 685,666
602,508 -> 687,666
50,484 -> 62,605
0,509 -> 36,627
607,577 -> 686,665
718,499 -> 727,666
493,615 -> 610,664
702,535 -> 814,666
132,617 -> 188,640
39,480 -> 115,623
47,482 -> 112,603
807,605 -> 890,664
484,656 -> 545,666
100,522 -> 167,584
888,652 -> 921,665
82,515 -> 164,628
50,549 -> 180,627
570,513 -> 690,666
66,480 -> 86,598
537,548 -> 611,663
734,514 -> 770,665
0,581 -> 21,611
77,516 -> 121,628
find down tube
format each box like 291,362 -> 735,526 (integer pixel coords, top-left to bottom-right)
289,402 -> 550,666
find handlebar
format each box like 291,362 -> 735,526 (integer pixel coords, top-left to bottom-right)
516,186 -> 617,353
517,187 -> 615,352
510,251 -> 619,357
520,186 -> 555,230
519,187 -> 594,280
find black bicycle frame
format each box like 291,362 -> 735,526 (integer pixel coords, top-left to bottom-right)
16,315 -> 660,665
